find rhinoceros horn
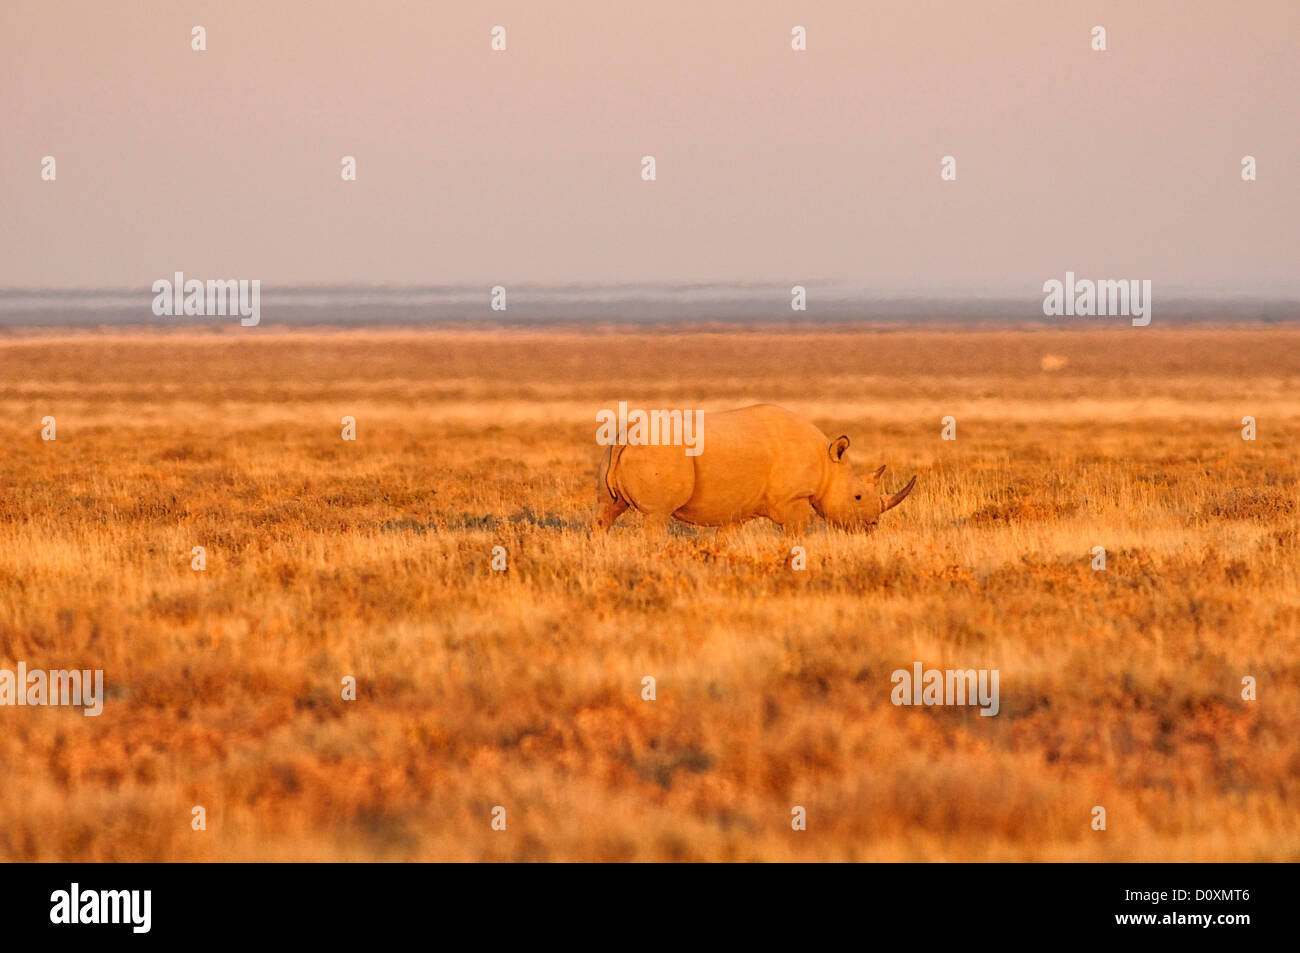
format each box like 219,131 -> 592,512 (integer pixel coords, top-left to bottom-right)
880,475 -> 917,513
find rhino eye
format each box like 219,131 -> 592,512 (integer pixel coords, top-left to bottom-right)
854,494 -> 862,501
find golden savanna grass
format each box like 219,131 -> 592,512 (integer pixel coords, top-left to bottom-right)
0,325 -> 1297,861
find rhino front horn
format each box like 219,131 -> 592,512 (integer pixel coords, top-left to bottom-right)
880,475 -> 917,513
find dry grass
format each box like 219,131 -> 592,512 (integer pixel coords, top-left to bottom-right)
0,324 -> 1297,861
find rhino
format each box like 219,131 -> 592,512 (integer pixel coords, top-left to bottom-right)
593,404 -> 916,535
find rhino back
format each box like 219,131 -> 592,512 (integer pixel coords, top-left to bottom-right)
677,405 -> 829,523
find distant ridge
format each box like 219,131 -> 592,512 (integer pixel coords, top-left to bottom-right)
1,284 -> 1296,327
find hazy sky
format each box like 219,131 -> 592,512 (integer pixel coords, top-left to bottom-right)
3,0 -> 1297,295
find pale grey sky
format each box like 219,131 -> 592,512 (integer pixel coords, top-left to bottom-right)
3,0 -> 1297,296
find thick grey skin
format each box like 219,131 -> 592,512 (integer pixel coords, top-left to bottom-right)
593,404 -> 916,535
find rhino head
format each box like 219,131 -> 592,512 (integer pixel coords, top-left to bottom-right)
815,434 -> 917,532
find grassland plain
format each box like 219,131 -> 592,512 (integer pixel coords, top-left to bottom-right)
0,324 -> 1296,861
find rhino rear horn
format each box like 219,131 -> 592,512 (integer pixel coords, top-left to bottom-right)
879,475 -> 917,513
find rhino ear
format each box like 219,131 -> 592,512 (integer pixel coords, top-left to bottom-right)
829,435 -> 850,461
872,464 -> 886,483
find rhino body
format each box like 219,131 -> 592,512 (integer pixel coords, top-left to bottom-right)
593,404 -> 915,534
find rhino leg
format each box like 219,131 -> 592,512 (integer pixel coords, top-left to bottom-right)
593,445 -> 629,533
714,522 -> 745,544
593,494 -> 628,533
642,514 -> 673,536
769,499 -> 814,534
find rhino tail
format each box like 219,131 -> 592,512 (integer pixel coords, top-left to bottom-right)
600,444 -> 627,501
